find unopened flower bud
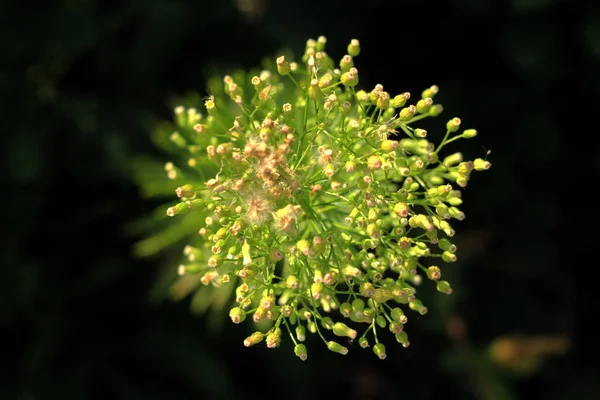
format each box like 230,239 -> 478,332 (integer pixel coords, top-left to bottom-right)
294,344 -> 308,360
373,343 -> 387,359
276,56 -> 291,75
327,340 -> 349,355
347,39 -> 361,57
333,322 -> 357,339
446,117 -> 461,132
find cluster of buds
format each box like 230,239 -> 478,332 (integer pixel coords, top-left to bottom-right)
156,36 -> 491,360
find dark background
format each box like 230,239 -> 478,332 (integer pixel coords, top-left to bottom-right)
2,0 -> 597,399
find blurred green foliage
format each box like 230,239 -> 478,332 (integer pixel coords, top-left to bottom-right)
1,0 -> 597,399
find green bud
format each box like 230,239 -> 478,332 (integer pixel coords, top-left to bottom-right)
373,343 -> 387,359
276,56 -> 291,75
421,85 -> 439,99
170,131 -> 187,148
376,315 -> 386,328
446,117 -> 461,132
229,307 -> 246,324
347,39 -> 361,57
352,298 -> 365,313
392,92 -> 410,108
436,280 -> 453,294
340,68 -> 359,87
243,331 -> 265,347
359,337 -> 369,348
166,202 -> 189,217
426,266 -> 441,280
416,97 -> 433,114
294,325 -> 306,342
308,79 -> 323,100
399,105 -> 416,121
462,129 -> 477,138
332,322 -> 357,339
442,250 -> 457,263
429,104 -> 444,116
390,307 -> 405,322
474,158 -> 492,171
327,340 -> 349,355
333,302 -> 348,318
294,344 -> 308,360
339,54 -> 354,72
395,331 -> 410,347
409,299 -> 428,315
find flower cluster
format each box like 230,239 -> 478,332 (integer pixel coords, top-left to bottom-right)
159,36 -> 490,360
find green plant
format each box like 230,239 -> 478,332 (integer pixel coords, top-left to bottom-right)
134,36 -> 491,360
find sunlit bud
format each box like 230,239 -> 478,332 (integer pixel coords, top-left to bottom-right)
474,158 -> 492,171
340,54 -> 354,72
446,117 -> 461,132
422,85 -> 439,99
347,39 -> 361,56
294,344 -> 308,361
296,325 -> 306,342
373,343 -> 387,359
243,331 -> 265,347
429,104 -> 444,116
442,251 -> 457,263
276,55 -> 291,75
399,105 -> 416,121
377,91 -> 390,109
395,331 -> 410,347
166,202 -> 188,217
229,307 -> 246,324
416,97 -> 433,114
443,152 -> 463,167
427,266 -> 441,280
436,280 -> 453,294
341,67 -> 359,87
409,299 -> 428,315
327,341 -> 349,355
340,302 -> 352,317
462,129 -> 477,138
392,92 -> 410,108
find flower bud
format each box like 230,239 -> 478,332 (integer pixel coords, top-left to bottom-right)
462,129 -> 477,138
327,340 -> 349,355
442,251 -> 457,263
339,54 -> 354,72
294,344 -> 308,360
399,105 -> 416,121
229,307 -> 246,324
416,97 -> 433,114
392,92 -> 410,108
243,331 -> 265,347
426,266 -> 441,280
296,325 -> 306,342
340,302 -> 352,317
347,39 -> 361,57
474,158 -> 492,171
341,68 -> 359,87
446,117 -> 461,132
436,280 -> 453,294
276,55 -> 291,75
373,343 -> 387,359
333,322 -> 357,339
421,85 -> 439,99
395,331 -> 410,347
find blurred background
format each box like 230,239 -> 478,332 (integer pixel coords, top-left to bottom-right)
1,0 -> 597,399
